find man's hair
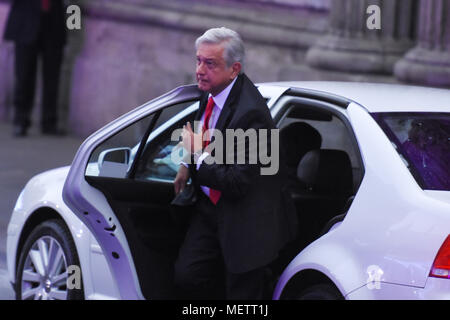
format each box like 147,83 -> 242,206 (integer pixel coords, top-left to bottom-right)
195,27 -> 245,72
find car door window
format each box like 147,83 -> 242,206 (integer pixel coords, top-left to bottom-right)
133,102 -> 198,182
85,115 -> 155,178
373,112 -> 450,191
85,100 -> 198,179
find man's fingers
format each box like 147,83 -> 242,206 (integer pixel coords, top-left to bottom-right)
175,181 -> 182,194
175,181 -> 186,195
182,124 -> 193,139
186,122 -> 193,133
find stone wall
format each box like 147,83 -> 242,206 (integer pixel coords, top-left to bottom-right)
0,0 -> 448,138
395,0 -> 450,87
0,0 -> 330,136
60,0 -> 330,136
239,0 -> 330,10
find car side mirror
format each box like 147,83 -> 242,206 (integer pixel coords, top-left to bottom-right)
98,147 -> 131,178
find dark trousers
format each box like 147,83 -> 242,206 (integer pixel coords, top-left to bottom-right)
174,193 -> 266,300
13,13 -> 63,129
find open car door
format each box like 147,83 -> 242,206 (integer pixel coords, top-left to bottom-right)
63,85 -> 202,299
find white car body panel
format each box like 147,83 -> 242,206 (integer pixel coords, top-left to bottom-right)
264,81 -> 450,113
347,277 -> 450,300
7,166 -> 120,299
273,102 -> 450,299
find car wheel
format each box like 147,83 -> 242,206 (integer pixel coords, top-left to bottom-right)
16,219 -> 84,300
297,284 -> 343,300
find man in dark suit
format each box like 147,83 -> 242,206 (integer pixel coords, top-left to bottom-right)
174,27 -> 297,299
3,0 -> 67,136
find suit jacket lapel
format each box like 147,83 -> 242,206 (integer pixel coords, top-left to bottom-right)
195,93 -> 209,121
191,93 -> 209,134
214,74 -> 243,132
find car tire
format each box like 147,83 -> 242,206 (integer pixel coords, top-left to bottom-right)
297,284 -> 343,300
15,219 -> 84,300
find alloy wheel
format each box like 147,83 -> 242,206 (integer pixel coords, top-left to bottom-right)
20,236 -> 69,300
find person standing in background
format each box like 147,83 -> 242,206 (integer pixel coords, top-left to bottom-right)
3,0 -> 67,137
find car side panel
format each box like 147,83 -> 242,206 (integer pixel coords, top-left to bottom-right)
344,103 -> 450,288
7,167 -> 120,299
273,229 -> 368,299
275,103 -> 450,299
347,278 -> 450,300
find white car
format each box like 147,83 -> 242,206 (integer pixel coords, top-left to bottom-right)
6,82 -> 450,300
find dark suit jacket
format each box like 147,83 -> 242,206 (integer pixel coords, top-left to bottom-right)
190,73 -> 298,274
3,0 -> 67,45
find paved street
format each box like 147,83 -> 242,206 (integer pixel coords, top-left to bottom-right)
0,121 -> 83,299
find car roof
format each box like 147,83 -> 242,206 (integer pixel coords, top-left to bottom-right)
260,81 -> 450,113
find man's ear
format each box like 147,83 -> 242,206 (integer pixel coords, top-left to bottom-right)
231,62 -> 242,78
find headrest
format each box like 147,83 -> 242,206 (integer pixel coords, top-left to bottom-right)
280,122 -> 322,167
297,149 -> 353,195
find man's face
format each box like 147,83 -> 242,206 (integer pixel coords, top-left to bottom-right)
196,42 -> 241,96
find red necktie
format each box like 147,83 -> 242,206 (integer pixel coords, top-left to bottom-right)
41,0 -> 50,12
202,97 -> 221,205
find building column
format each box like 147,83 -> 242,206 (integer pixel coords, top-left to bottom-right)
306,0 -> 417,74
394,0 -> 450,87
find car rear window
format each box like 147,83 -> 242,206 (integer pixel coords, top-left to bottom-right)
372,112 -> 450,191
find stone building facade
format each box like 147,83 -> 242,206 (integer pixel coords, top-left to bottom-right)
0,0 -> 448,137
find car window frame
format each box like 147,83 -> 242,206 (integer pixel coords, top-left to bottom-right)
130,101 -> 199,183
83,99 -> 200,181
271,94 -> 366,194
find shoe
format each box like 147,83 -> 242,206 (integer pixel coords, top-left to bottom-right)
42,127 -> 67,136
13,125 -> 28,137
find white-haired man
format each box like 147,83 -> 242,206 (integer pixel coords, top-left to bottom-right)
174,27 -> 297,299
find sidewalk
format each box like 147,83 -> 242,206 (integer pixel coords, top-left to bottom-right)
0,121 -> 84,299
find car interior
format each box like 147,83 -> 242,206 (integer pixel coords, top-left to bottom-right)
84,97 -> 364,299
268,101 -> 363,285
